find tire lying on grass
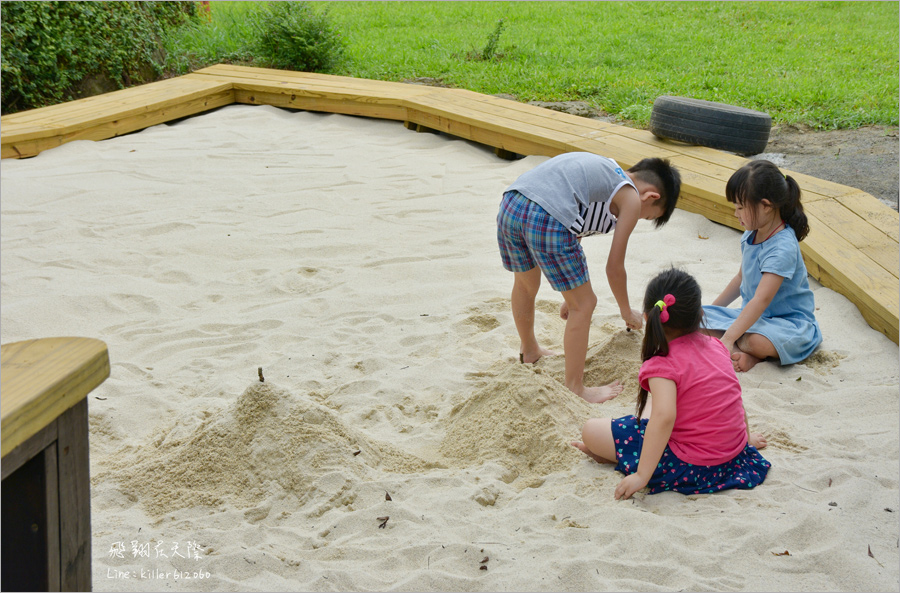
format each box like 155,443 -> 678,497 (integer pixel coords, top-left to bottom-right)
649,96 -> 772,156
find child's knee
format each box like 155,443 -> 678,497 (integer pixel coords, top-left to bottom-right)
581,417 -> 609,442
566,284 -> 597,314
739,333 -> 777,358
581,418 -> 615,460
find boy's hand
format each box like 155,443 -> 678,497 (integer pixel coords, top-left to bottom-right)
559,301 -> 569,320
623,308 -> 643,331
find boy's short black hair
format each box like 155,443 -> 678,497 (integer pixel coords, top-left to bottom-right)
627,158 -> 681,228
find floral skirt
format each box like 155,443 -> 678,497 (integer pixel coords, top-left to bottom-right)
610,415 -> 771,495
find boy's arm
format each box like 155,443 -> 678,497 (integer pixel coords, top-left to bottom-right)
615,377 -> 676,500
720,272 -> 784,351
607,188 -> 642,329
712,269 -> 743,307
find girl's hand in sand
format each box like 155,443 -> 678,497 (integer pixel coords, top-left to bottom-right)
615,473 -> 649,500
749,432 -> 768,449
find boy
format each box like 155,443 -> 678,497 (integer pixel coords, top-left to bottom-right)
496,152 -> 681,403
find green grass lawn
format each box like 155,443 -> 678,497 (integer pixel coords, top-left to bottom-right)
184,1 -> 899,129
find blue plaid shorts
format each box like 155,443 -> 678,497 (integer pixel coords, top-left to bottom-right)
496,191 -> 588,292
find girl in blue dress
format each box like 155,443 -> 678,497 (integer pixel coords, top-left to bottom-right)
702,160 -> 822,372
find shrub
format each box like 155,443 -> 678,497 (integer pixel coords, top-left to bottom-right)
247,2 -> 345,72
1,1 -> 196,114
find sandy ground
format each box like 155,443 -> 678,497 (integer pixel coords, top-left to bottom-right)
1,105 -> 898,592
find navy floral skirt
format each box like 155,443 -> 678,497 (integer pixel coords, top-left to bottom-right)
610,415 -> 771,495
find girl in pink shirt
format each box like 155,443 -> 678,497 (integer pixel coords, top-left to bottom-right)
572,268 -> 770,500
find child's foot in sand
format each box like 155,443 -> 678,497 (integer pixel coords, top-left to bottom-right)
749,432 -> 768,449
573,380 -> 623,404
520,346 -> 558,364
570,441 -> 608,464
732,350 -> 762,372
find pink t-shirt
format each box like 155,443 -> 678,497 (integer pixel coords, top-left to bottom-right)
638,333 -> 748,466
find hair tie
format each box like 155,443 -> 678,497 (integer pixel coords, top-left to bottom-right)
654,294 -> 676,323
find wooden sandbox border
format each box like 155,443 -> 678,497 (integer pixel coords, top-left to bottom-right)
2,64 -> 897,344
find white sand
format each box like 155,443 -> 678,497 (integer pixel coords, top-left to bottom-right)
1,105 -> 898,592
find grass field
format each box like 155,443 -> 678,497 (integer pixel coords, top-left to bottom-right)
177,1 -> 899,129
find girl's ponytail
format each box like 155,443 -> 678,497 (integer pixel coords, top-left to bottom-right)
636,305 -> 668,419
635,268 -> 702,420
781,174 -> 809,241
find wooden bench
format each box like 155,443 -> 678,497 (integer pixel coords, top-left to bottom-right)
2,64 -> 896,343
1,337 -> 110,592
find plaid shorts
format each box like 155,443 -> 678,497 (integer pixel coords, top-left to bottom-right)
496,190 -> 588,292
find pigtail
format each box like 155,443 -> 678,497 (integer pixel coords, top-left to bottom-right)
781,174 -> 809,241
636,307 -> 668,419
635,268 -> 703,420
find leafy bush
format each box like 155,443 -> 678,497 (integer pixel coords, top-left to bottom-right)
1,1 -> 196,114
247,2 -> 345,72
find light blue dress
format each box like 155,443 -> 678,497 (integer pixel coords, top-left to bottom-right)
702,226 -> 822,365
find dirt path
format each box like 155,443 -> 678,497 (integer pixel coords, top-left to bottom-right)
760,124 -> 898,211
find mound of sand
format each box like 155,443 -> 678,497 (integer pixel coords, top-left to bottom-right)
103,382 -> 431,516
439,362 -> 595,488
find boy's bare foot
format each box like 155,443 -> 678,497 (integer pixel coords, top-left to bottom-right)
520,346 -> 558,364
572,380 -> 623,404
570,441 -> 608,464
748,432 -> 768,449
731,350 -> 761,372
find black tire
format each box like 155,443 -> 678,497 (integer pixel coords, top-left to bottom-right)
649,96 -> 772,156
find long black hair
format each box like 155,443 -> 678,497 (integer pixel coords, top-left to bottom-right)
725,159 -> 809,241
636,268 -> 703,420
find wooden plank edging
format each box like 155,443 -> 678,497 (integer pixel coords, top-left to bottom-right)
1,338 -> 110,458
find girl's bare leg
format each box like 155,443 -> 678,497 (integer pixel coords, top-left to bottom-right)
733,333 -> 779,372
571,418 -> 617,464
512,267 -> 558,363
702,328 -> 777,373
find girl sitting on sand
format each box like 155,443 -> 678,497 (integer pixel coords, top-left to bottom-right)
702,159 -> 822,372
572,268 -> 770,500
